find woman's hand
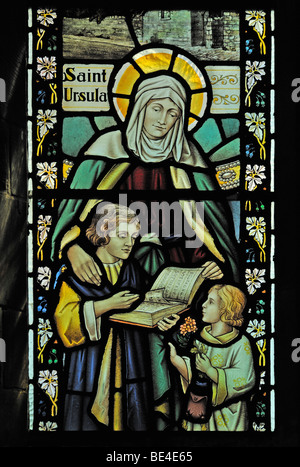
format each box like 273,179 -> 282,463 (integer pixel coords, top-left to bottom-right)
157,314 -> 180,332
202,261 -> 224,280
67,244 -> 102,286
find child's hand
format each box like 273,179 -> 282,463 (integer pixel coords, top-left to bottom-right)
94,291 -> 139,318
157,314 -> 180,332
168,343 -> 189,381
109,290 -> 139,310
195,353 -> 212,374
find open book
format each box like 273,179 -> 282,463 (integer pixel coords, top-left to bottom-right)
109,266 -> 205,328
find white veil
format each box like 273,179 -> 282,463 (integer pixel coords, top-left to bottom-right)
85,74 -> 208,168
125,74 -> 207,167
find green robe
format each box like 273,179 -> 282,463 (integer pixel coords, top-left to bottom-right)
51,154 -> 240,282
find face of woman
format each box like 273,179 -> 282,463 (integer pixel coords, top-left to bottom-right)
143,98 -> 181,140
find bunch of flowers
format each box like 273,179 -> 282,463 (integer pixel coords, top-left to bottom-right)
177,316 -> 198,348
180,317 -> 198,336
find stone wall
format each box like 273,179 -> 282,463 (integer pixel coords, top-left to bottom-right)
139,10 -> 239,52
203,11 -> 239,50
0,6 -> 28,446
223,11 -> 239,51
141,10 -> 192,46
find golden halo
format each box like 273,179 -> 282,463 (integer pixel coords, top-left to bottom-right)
112,47 -> 208,131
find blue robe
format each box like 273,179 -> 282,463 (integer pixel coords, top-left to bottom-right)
58,258 -> 173,431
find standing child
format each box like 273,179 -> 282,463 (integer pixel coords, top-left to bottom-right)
169,284 -> 256,431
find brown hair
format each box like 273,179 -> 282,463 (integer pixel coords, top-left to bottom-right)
86,203 -> 140,247
209,284 -> 246,328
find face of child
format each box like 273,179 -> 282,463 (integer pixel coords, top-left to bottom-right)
201,289 -> 223,324
104,221 -> 140,262
143,98 -> 181,140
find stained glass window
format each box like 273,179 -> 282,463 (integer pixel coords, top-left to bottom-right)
27,8 -> 275,435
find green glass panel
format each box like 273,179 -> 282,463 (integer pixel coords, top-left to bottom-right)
62,117 -> 95,156
221,118 -> 240,138
193,118 -> 222,153
210,137 -> 240,162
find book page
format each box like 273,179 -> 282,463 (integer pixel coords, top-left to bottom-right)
134,301 -> 175,314
151,267 -> 203,303
144,289 -> 180,305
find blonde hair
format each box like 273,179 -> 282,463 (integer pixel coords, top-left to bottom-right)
86,203 -> 140,247
209,284 -> 246,328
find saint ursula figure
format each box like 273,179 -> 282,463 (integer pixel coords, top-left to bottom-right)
52,71 -> 239,284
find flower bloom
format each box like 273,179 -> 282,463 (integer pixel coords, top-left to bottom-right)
246,216 -> 266,245
245,112 -> 266,141
38,318 -> 53,348
37,109 -> 57,137
39,421 -> 58,431
37,56 -> 56,80
180,317 -> 198,336
37,9 -> 57,26
37,266 -> 51,290
38,215 -> 52,243
36,162 -> 57,189
245,164 -> 266,191
246,319 -> 266,338
246,60 -> 266,88
38,370 -> 58,399
245,268 -> 266,295
245,10 -> 266,37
